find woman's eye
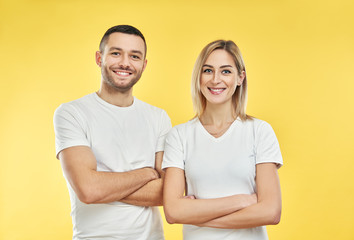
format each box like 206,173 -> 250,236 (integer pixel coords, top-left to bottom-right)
111,52 -> 120,56
203,69 -> 212,73
222,70 -> 231,74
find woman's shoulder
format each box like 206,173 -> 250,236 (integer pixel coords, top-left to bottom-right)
240,116 -> 271,128
173,118 -> 198,129
237,117 -> 277,138
168,118 -> 199,136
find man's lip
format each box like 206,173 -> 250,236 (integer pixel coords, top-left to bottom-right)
113,70 -> 132,76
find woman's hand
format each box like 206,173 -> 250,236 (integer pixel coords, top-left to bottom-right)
183,195 -> 196,199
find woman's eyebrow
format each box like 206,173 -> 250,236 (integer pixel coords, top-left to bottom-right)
202,64 -> 214,68
220,65 -> 233,68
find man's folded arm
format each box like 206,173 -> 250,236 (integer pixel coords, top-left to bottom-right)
59,145 -> 159,204
120,151 -> 165,206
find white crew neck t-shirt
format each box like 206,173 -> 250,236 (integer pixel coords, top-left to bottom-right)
162,117 -> 283,240
54,93 -> 171,240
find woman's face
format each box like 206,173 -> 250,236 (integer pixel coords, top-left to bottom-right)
200,49 -> 244,106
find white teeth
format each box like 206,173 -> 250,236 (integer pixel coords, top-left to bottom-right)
116,71 -> 129,76
210,88 -> 224,93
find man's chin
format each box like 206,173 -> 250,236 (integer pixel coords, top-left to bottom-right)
109,80 -> 138,92
103,73 -> 141,92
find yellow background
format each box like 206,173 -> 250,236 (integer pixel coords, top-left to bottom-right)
1,0 -> 354,239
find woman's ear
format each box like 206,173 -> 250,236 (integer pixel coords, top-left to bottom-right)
237,71 -> 246,86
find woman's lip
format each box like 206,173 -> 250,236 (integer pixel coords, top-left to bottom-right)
208,87 -> 226,95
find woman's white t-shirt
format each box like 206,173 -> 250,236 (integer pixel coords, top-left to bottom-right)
162,117 -> 283,240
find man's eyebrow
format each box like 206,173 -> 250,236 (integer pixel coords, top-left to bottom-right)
108,47 -> 122,51
131,50 -> 143,56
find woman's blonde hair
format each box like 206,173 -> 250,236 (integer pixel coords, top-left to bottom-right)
191,40 -> 251,121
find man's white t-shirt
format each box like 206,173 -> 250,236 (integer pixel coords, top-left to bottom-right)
162,117 -> 283,240
54,93 -> 171,240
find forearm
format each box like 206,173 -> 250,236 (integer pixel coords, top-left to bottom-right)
120,178 -> 163,206
199,164 -> 282,229
164,194 -> 255,225
59,146 -> 160,204
74,168 -> 157,204
163,167 -> 256,225
198,200 -> 281,229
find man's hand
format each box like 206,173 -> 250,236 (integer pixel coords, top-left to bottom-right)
119,151 -> 166,206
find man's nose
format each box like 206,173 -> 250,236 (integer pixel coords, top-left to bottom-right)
119,54 -> 130,68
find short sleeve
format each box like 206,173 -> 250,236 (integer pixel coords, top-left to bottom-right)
155,110 -> 172,152
162,127 -> 185,170
53,104 -> 90,158
255,121 -> 283,168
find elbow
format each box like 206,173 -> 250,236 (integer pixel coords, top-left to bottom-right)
163,208 -> 177,224
75,185 -> 100,204
272,210 -> 281,225
163,204 -> 181,224
78,193 -> 96,204
165,214 -> 177,224
267,207 -> 281,225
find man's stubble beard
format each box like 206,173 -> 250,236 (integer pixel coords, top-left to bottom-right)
102,66 -> 143,93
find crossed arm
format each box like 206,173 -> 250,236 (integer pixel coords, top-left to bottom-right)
163,168 -> 257,225
163,163 -> 281,228
59,146 -> 164,206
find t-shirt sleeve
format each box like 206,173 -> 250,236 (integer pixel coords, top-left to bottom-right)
155,110 -> 172,152
162,127 -> 185,170
53,104 -> 90,158
255,121 -> 283,168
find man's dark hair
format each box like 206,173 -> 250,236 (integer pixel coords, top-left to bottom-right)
99,25 -> 147,58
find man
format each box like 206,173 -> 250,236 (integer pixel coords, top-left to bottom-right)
53,25 -> 171,240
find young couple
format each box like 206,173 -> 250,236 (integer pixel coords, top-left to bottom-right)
53,25 -> 283,240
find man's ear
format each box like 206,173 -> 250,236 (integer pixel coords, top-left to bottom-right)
142,59 -> 147,72
95,51 -> 102,67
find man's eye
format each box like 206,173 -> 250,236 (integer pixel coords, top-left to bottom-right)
131,55 -> 140,59
111,52 -> 120,56
203,69 -> 212,73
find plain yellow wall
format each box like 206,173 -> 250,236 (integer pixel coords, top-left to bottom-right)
1,0 -> 354,239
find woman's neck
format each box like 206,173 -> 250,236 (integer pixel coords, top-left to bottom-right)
200,101 -> 236,127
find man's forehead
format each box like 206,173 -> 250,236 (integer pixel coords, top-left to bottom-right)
105,32 -> 145,51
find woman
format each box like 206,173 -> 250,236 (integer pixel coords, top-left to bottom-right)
162,40 -> 283,240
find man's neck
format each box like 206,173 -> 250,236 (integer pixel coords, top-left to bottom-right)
97,84 -> 134,107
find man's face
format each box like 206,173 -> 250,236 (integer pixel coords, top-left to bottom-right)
96,32 -> 147,92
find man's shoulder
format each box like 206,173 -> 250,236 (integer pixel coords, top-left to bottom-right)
64,93 -> 94,106
54,93 -> 95,117
135,98 -> 168,116
58,93 -> 95,108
